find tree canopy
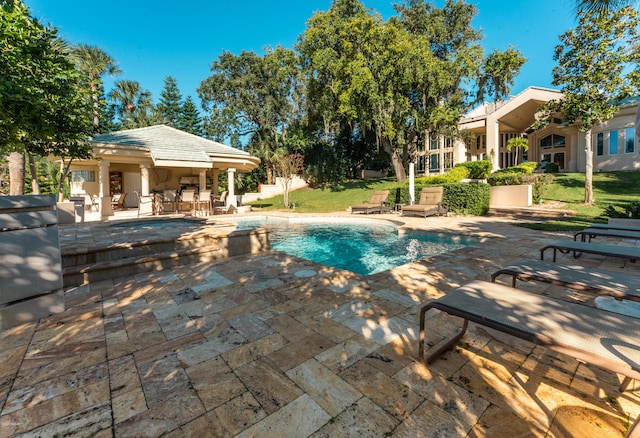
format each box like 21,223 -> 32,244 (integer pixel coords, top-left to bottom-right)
545,6 -> 640,204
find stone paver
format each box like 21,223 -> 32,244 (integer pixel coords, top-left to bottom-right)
1,213 -> 639,436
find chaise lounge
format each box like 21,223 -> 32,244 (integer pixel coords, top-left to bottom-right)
491,258 -> 640,300
401,186 -> 448,218
350,190 -> 390,214
574,227 -> 640,242
419,279 -> 640,437
540,239 -> 640,262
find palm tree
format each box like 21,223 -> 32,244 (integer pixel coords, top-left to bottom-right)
72,45 -> 120,131
506,136 -> 529,165
575,0 -> 635,14
108,80 -> 154,127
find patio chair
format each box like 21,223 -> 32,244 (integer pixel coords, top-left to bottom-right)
213,191 -> 230,214
111,193 -> 126,210
179,189 -> 196,214
162,190 -> 178,213
401,187 -> 448,218
196,190 -> 212,216
574,227 -> 640,243
418,279 -> 640,438
134,191 -> 154,217
540,240 -> 640,262
491,258 -> 640,301
350,190 -> 390,214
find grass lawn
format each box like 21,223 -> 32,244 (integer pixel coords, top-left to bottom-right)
247,171 -> 640,230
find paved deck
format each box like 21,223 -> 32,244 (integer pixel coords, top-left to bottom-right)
2,213 -> 640,437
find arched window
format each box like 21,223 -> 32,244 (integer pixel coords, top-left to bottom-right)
540,134 -> 565,149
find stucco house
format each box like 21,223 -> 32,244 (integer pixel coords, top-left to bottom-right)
62,125 -> 260,217
417,86 -> 640,174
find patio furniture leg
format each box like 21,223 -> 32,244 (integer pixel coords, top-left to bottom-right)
419,304 -> 469,364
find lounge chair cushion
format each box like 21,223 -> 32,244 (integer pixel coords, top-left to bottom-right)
350,190 -> 390,214
401,187 -> 448,217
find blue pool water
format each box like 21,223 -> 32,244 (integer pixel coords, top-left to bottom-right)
232,217 -> 477,275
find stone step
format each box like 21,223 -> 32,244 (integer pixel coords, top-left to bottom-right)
62,228 -> 270,287
487,207 -> 575,220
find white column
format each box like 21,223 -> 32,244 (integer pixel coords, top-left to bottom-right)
409,163 -> 415,205
199,169 -> 207,192
140,163 -> 150,196
212,169 -> 220,195
487,120 -> 500,170
99,161 -> 113,216
227,168 -> 237,207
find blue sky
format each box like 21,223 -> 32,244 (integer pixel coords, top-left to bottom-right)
26,0 -> 577,106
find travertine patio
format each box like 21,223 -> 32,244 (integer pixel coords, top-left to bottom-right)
1,213 -> 639,437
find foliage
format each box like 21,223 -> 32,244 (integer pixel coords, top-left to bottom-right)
454,160 -> 492,179
273,152 -> 305,208
541,6 -> 640,204
157,76 -> 183,128
414,165 -> 468,184
199,46 -> 302,183
179,96 -> 204,136
382,181 -> 489,215
108,79 -> 160,128
475,47 -> 527,103
71,44 -> 120,133
491,162 -> 537,176
544,162 -> 559,173
604,201 -> 640,218
506,136 -> 529,164
0,0 -> 94,195
521,173 -> 555,201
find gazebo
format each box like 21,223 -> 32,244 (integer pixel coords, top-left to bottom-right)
63,125 -> 261,216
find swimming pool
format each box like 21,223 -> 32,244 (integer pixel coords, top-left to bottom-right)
230,216 -> 477,275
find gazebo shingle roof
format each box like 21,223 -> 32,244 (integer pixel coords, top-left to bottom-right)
91,125 -> 252,165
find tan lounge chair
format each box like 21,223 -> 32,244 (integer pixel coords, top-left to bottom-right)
574,227 -> 640,242
350,190 -> 390,214
540,240 -> 640,262
491,259 -> 640,300
419,280 -> 640,437
401,186 -> 448,218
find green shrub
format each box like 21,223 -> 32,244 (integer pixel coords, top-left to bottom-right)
487,171 -> 523,186
491,162 -> 537,176
605,201 -> 640,218
520,173 -> 555,201
544,162 -> 559,173
414,166 -> 469,185
393,182 -> 490,215
454,160 -> 492,179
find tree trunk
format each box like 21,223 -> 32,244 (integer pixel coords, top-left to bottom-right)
381,138 -> 406,182
8,152 -> 25,195
584,129 -> 594,205
27,152 -> 40,194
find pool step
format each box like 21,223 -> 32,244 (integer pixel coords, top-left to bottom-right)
62,228 -> 270,287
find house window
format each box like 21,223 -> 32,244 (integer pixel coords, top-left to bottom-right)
625,127 -> 635,153
596,132 -> 604,156
444,152 -> 453,169
417,156 -> 425,173
429,134 -> 439,150
71,170 -> 96,182
540,134 -> 566,149
554,152 -> 565,169
429,154 -> 439,172
609,130 -> 618,155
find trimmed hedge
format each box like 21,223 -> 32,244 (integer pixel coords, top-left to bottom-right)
392,182 -> 490,216
454,160 -> 492,179
414,165 -> 469,185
